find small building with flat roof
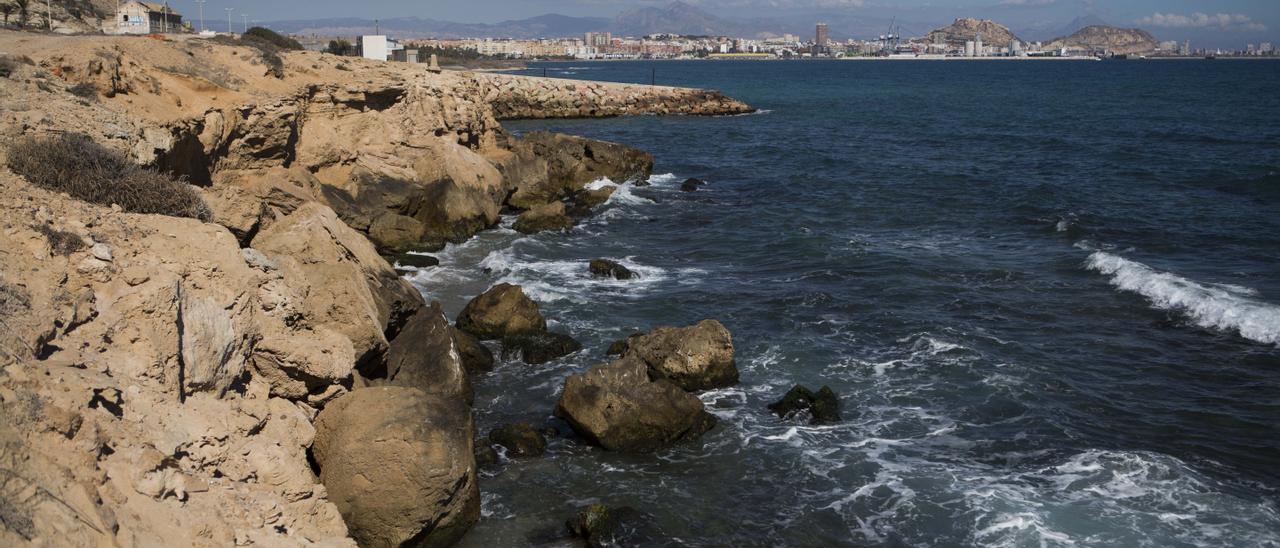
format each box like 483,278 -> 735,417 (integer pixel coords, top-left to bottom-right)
114,2 -> 183,35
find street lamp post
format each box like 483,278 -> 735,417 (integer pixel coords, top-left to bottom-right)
194,0 -> 205,32
241,14 -> 247,33
225,7 -> 232,34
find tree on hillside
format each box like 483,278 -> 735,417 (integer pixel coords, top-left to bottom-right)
1,3 -> 13,26
325,39 -> 353,56
13,0 -> 27,27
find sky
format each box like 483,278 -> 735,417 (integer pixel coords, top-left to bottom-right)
166,0 -> 1279,48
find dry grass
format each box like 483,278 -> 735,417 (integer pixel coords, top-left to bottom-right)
7,133 -> 212,221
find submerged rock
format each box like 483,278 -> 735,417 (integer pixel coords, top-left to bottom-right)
489,422 -> 548,458
566,503 -> 652,547
554,357 -> 716,453
502,331 -> 583,365
390,252 -> 439,270
680,178 -> 706,192
451,326 -> 495,373
474,438 -> 500,469
456,283 -> 546,340
312,387 -> 480,547
768,385 -> 842,425
589,259 -> 634,280
622,320 -> 738,391
513,201 -> 575,234
568,186 -> 617,218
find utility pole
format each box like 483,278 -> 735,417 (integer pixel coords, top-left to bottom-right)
225,7 -> 232,34
194,0 -> 205,32
241,13 -> 247,33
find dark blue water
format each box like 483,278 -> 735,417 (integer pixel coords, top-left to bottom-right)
422,60 -> 1280,546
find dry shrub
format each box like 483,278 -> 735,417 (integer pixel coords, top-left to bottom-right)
35,224 -> 86,255
67,82 -> 97,99
6,133 -> 212,221
0,54 -> 34,78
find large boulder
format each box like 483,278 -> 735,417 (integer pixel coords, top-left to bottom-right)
512,201 -> 575,235
378,303 -> 473,405
456,284 -> 546,340
450,326 -> 495,374
622,320 -> 738,391
554,357 -> 716,453
312,387 -> 480,547
251,202 -> 424,370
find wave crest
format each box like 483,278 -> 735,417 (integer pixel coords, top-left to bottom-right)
1085,252 -> 1280,345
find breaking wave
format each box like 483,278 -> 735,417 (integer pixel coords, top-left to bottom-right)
1085,251 -> 1280,345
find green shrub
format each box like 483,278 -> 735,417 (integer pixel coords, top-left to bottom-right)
242,27 -> 303,51
34,224 -> 86,255
6,133 -> 212,221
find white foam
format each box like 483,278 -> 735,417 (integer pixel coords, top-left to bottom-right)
584,177 -> 652,208
1085,251 -> 1280,345
476,248 -> 698,304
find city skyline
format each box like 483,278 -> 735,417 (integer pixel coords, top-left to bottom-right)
150,0 -> 1279,48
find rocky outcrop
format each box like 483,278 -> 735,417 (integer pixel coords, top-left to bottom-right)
377,303 -> 473,405
513,201 -> 576,234
312,387 -> 479,547
768,385 -> 842,425
0,173 -> 354,545
455,284 -> 547,340
924,18 -> 1020,48
1047,26 -> 1160,55
621,320 -> 739,391
475,73 -> 755,119
554,357 -> 717,453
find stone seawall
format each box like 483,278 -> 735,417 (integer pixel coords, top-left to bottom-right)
471,73 -> 755,120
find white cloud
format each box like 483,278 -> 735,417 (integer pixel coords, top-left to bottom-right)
1137,12 -> 1267,32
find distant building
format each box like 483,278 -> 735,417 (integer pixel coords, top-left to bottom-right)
360,35 -> 403,61
964,41 -> 975,57
815,23 -> 829,47
113,1 -> 183,35
585,32 -> 612,48
1262,42 -> 1275,54
975,33 -> 984,57
1181,40 -> 1191,56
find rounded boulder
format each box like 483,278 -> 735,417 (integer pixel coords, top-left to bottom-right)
312,387 -> 480,547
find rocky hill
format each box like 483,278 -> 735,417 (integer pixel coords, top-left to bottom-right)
923,17 -> 1020,48
0,29 -> 749,546
1047,25 -> 1160,55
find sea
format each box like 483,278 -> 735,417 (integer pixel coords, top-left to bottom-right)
407,59 -> 1280,546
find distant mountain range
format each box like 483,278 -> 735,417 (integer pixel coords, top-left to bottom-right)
266,1 -> 924,40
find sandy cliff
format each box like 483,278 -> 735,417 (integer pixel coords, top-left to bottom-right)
0,30 -> 750,546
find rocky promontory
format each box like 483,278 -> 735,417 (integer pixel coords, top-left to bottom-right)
0,29 -> 753,546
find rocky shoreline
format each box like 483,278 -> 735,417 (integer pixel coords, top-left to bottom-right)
0,30 -> 768,546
